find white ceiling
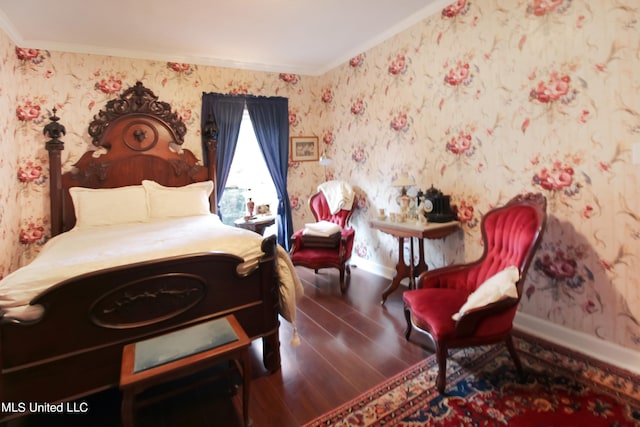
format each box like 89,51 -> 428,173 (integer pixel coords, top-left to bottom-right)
0,0 -> 449,76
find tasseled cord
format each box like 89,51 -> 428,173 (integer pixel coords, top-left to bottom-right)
290,324 -> 301,346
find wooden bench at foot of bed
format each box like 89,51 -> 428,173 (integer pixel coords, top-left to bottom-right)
0,82 -> 284,421
0,236 -> 279,418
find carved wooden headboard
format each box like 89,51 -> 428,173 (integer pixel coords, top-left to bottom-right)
44,82 -> 218,235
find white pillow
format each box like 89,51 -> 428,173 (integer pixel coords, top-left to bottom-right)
142,180 -> 213,218
452,266 -> 520,321
69,185 -> 149,228
303,220 -> 341,237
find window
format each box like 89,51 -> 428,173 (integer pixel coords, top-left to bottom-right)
218,109 -> 278,236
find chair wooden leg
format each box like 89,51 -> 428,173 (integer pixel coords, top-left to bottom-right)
435,342 -> 448,394
505,335 -> 524,377
339,267 -> 346,293
339,265 -> 351,294
403,307 -> 413,340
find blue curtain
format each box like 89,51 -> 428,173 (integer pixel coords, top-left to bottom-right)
201,93 -> 293,250
246,96 -> 293,250
201,93 -> 244,212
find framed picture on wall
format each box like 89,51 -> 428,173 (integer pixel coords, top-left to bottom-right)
290,136 -> 319,162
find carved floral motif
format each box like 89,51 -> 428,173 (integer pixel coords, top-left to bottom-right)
88,82 -> 187,146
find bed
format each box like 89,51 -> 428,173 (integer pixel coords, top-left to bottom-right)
0,82 -> 301,417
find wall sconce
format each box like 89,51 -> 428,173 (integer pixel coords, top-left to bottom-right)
319,148 -> 333,181
319,148 -> 333,166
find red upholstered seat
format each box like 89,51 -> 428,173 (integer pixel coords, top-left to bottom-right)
403,289 -> 468,339
403,193 -> 547,394
290,191 -> 355,293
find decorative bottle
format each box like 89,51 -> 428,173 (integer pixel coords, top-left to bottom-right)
247,198 -> 255,216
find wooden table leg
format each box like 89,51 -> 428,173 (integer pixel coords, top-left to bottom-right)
414,238 -> 428,281
381,236 -> 411,304
373,220 -> 459,304
381,236 -> 432,303
241,350 -> 252,427
408,237 -> 416,289
121,390 -> 134,427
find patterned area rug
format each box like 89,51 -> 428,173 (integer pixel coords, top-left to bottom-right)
304,333 -> 640,426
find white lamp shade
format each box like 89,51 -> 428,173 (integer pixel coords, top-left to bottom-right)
392,174 -> 415,188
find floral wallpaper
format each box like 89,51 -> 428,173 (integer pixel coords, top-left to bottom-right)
309,0 -> 640,352
0,29 -> 22,277
0,0 -> 639,353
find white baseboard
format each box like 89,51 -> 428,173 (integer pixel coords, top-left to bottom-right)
514,312 -> 640,375
355,256 -> 640,375
350,256 -> 395,280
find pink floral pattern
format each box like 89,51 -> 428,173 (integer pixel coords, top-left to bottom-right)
16,101 -> 41,121
530,241 -> 603,319
354,242 -> 368,259
446,130 -> 474,155
530,71 -> 576,104
527,0 -> 571,17
351,98 -> 365,116
279,73 -> 298,84
536,250 -> 579,281
17,161 -> 45,184
532,161 -> 577,194
349,54 -> 364,68
388,54 -> 408,75
1,0 -> 639,352
455,199 -> 475,225
442,0 -> 470,18
444,61 -> 473,86
289,112 -> 299,127
321,87 -> 333,104
19,222 -> 46,245
167,62 -> 194,74
15,47 -> 46,64
226,83 -> 250,95
176,106 -> 193,123
289,194 -> 301,211
390,111 -> 409,132
322,130 -> 334,145
94,77 -> 123,94
352,147 -> 366,164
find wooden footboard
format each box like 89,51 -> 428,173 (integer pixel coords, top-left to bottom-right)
0,82 -> 285,421
0,236 -> 280,418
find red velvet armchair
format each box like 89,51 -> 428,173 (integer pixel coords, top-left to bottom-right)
403,193 -> 547,394
290,191 -> 355,293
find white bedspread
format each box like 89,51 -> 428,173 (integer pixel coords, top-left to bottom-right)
0,215 -> 303,339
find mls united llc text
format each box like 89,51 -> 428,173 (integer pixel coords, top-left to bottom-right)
2,401 -> 89,414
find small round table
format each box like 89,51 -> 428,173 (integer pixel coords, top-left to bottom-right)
234,215 -> 275,235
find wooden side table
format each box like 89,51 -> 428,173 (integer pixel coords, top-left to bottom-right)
234,215 -> 276,235
370,219 -> 460,304
120,315 -> 252,427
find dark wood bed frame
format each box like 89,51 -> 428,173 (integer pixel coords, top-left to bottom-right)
0,82 -> 281,419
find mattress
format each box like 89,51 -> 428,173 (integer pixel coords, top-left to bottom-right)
0,215 -> 303,325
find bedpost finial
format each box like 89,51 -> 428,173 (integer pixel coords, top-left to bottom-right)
203,114 -> 218,141
44,107 -> 66,150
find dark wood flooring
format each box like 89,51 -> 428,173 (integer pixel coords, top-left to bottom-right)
9,266 -> 434,427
